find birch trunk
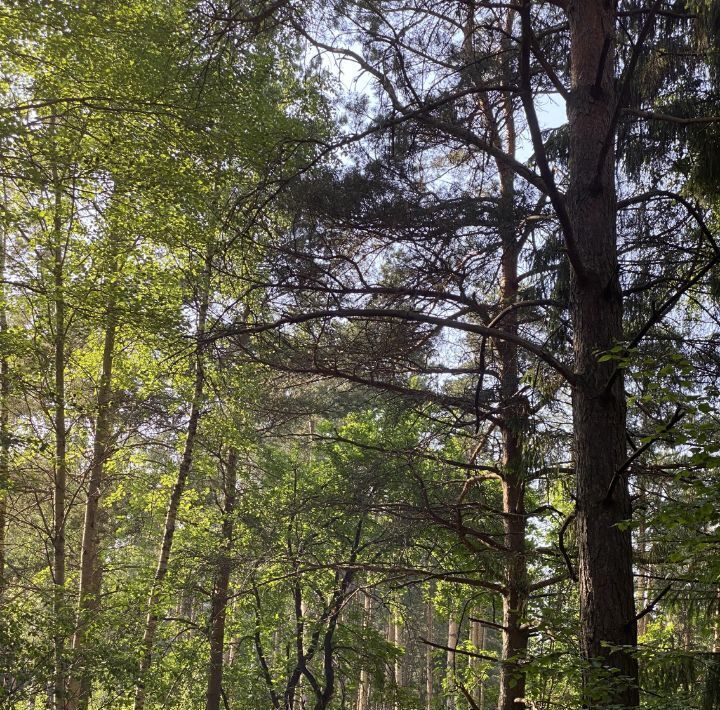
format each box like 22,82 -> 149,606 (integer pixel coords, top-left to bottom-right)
446,618 -> 458,709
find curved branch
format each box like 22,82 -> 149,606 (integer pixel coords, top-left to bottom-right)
519,1 -> 584,280
294,23 -> 551,195
617,188 -> 719,255
214,307 -> 576,384
623,108 -> 720,125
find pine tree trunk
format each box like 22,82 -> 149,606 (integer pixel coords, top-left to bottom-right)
67,313 -> 116,710
476,24 -> 530,701
499,433 -> 529,709
498,452 -> 528,710
496,160 -> 529,710
567,2 -> 638,704
134,269 -> 210,710
205,448 -> 238,710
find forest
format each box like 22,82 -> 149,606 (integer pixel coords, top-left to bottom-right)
1,0 -> 720,708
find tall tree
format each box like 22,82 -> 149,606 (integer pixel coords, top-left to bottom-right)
563,1 -> 637,702
205,447 -> 238,710
134,255 -> 210,710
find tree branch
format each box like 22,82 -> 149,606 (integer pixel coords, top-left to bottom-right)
558,512 -> 576,582
604,406 -> 687,504
519,1 -> 585,280
631,584 -> 672,628
215,307 -> 576,384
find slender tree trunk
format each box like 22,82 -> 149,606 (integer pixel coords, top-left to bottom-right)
225,599 -> 241,671
393,615 -> 403,710
499,407 -> 529,709
134,270 -> 210,710
495,172 -> 529,710
52,166 -> 67,710
387,612 -> 396,686
205,448 -> 238,710
0,187 -> 9,599
67,314 -> 117,710
394,617 -> 403,689
469,616 -> 485,708
425,599 -> 433,710
636,508 -> 648,638
474,16 -> 531,702
487,56 -> 529,698
702,591 -> 720,710
497,427 -> 528,705
478,620 -> 486,710
357,592 -> 371,710
567,2 -> 638,705
446,617 -> 458,710
298,598 -> 309,709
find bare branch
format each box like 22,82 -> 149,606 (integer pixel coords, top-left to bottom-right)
215,307 -> 576,384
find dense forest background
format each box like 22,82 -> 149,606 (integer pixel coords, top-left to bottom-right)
2,1 -> 720,708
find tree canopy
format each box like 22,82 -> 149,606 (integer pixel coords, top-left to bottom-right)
2,1 -> 720,709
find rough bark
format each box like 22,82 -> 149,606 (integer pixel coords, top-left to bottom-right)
134,271 -> 210,710
498,469 -> 528,710
495,170 -> 529,710
567,1 -> 638,704
205,448 -> 238,710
